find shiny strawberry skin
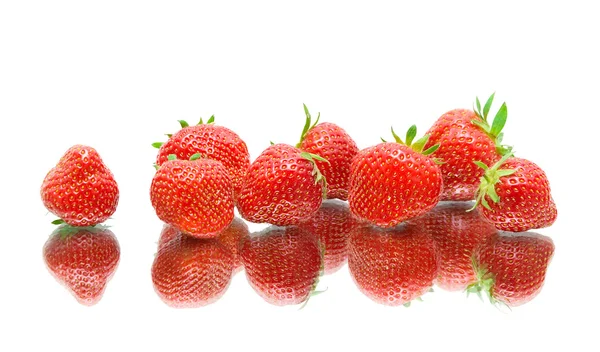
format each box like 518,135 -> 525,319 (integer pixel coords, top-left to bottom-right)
43,225 -> 120,306
408,202 -> 497,291
348,142 -> 443,227
479,157 -> 557,232
156,124 -> 250,198
474,232 -> 554,306
41,145 -> 119,227
299,122 -> 359,200
151,235 -> 234,308
240,226 -> 322,306
237,143 -> 324,226
348,224 -> 438,306
425,109 -> 501,201
150,158 -> 234,238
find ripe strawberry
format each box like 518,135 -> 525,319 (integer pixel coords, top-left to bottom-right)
468,232 -> 555,307
348,125 -> 443,227
348,224 -> 438,306
474,154 -> 557,232
150,154 -> 234,238
41,145 -> 119,227
151,234 -> 234,308
297,200 -> 362,274
297,104 -> 359,200
153,116 -> 250,199
424,94 -> 510,201
237,143 -> 326,226
43,225 -> 120,306
217,217 -> 251,274
240,226 -> 322,306
408,202 -> 498,291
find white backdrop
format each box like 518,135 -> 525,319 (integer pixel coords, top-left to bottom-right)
1,1 -> 596,351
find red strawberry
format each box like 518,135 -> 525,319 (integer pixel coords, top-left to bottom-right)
41,145 -> 119,227
240,226 -> 322,306
297,104 -> 359,200
468,232 -> 555,307
237,143 -> 326,226
474,154 -> 557,232
348,125 -> 443,227
43,225 -> 120,306
151,234 -> 234,308
150,155 -> 234,238
424,94 -> 510,201
153,117 -> 250,199
408,202 -> 498,291
297,200 -> 362,274
348,224 -> 438,306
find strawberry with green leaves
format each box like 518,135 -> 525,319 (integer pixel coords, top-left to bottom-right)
424,93 -> 510,201
41,145 -> 119,227
150,154 -> 234,238
297,104 -> 359,200
348,125 -> 443,227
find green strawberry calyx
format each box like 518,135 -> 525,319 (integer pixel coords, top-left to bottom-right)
51,223 -> 111,239
300,151 -> 330,199
472,152 -> 517,211
152,115 -> 216,149
472,93 -> 513,156
386,125 -> 440,157
466,256 -> 511,311
296,104 -> 321,148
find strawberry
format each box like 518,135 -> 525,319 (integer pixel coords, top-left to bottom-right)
348,224 -> 438,306
237,143 -> 326,226
297,104 -> 359,200
240,226 -> 322,306
348,125 -> 443,227
408,202 -> 498,291
151,234 -> 234,308
473,154 -> 557,232
467,232 -> 555,307
43,225 -> 120,306
297,200 -> 362,274
41,145 -> 119,227
153,116 -> 250,199
424,94 -> 510,201
150,154 -> 234,238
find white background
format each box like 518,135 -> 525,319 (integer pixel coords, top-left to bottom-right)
1,1 -> 597,351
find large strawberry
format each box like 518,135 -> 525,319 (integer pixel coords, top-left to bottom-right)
297,200 -> 362,274
41,145 -> 119,227
473,153 -> 557,232
297,104 -> 359,200
237,143 -> 327,226
151,234 -> 234,308
424,94 -> 510,201
348,125 -> 443,227
240,226 -> 322,306
408,202 -> 497,291
150,154 -> 234,238
43,225 -> 120,306
467,232 -> 555,307
153,116 -> 250,199
348,224 -> 438,306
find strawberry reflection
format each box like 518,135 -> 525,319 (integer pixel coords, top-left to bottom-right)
43,225 -> 120,306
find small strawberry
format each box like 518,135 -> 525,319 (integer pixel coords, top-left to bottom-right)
297,104 -> 359,200
408,202 -> 498,291
473,153 -> 557,232
348,125 -> 443,227
41,145 -> 119,227
348,224 -> 438,306
424,93 -> 510,201
297,200 -> 362,274
43,225 -> 120,306
153,116 -> 250,199
240,226 -> 322,306
151,234 -> 234,308
467,232 -> 555,307
150,154 -> 234,238
237,143 -> 327,226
